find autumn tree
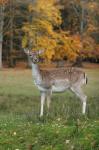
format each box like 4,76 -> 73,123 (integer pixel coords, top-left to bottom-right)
60,0 -> 99,63
22,0 -> 81,63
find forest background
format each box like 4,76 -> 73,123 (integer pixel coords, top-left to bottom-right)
0,0 -> 99,68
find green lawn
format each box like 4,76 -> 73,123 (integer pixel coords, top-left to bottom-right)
0,68 -> 99,150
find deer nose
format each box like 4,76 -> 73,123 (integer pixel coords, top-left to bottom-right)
34,58 -> 39,63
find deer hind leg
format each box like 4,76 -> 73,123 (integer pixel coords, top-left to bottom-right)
46,90 -> 52,110
70,87 -> 87,114
40,92 -> 46,117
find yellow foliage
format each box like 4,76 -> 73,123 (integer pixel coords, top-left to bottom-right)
45,49 -> 55,60
22,0 -> 82,62
31,0 -> 62,26
22,36 -> 28,48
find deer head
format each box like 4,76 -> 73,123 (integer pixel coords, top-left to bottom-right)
24,48 -> 44,64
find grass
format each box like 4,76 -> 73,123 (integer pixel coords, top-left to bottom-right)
0,68 -> 99,150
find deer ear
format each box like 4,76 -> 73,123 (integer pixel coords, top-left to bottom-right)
37,49 -> 44,55
24,48 -> 30,55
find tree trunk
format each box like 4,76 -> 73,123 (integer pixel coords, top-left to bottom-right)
0,6 -> 4,69
74,0 -> 85,67
27,55 -> 32,68
72,57 -> 83,67
80,1 -> 84,39
9,0 -> 14,67
0,42 -> 2,69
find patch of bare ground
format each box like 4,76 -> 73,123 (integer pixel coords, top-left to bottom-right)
41,62 -> 99,70
3,61 -> 99,70
83,62 -> 99,69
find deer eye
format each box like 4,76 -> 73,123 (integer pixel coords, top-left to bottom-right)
29,54 -> 32,57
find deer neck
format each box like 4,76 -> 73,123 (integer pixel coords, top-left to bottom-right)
31,63 -> 42,83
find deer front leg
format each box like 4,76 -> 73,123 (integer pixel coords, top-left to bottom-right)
40,92 -> 46,117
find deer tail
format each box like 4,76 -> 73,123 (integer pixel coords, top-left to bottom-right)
84,73 -> 88,84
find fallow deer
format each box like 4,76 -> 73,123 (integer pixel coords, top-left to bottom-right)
24,49 -> 87,117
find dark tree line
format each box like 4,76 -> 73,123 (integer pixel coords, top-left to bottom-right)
0,0 -> 99,68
